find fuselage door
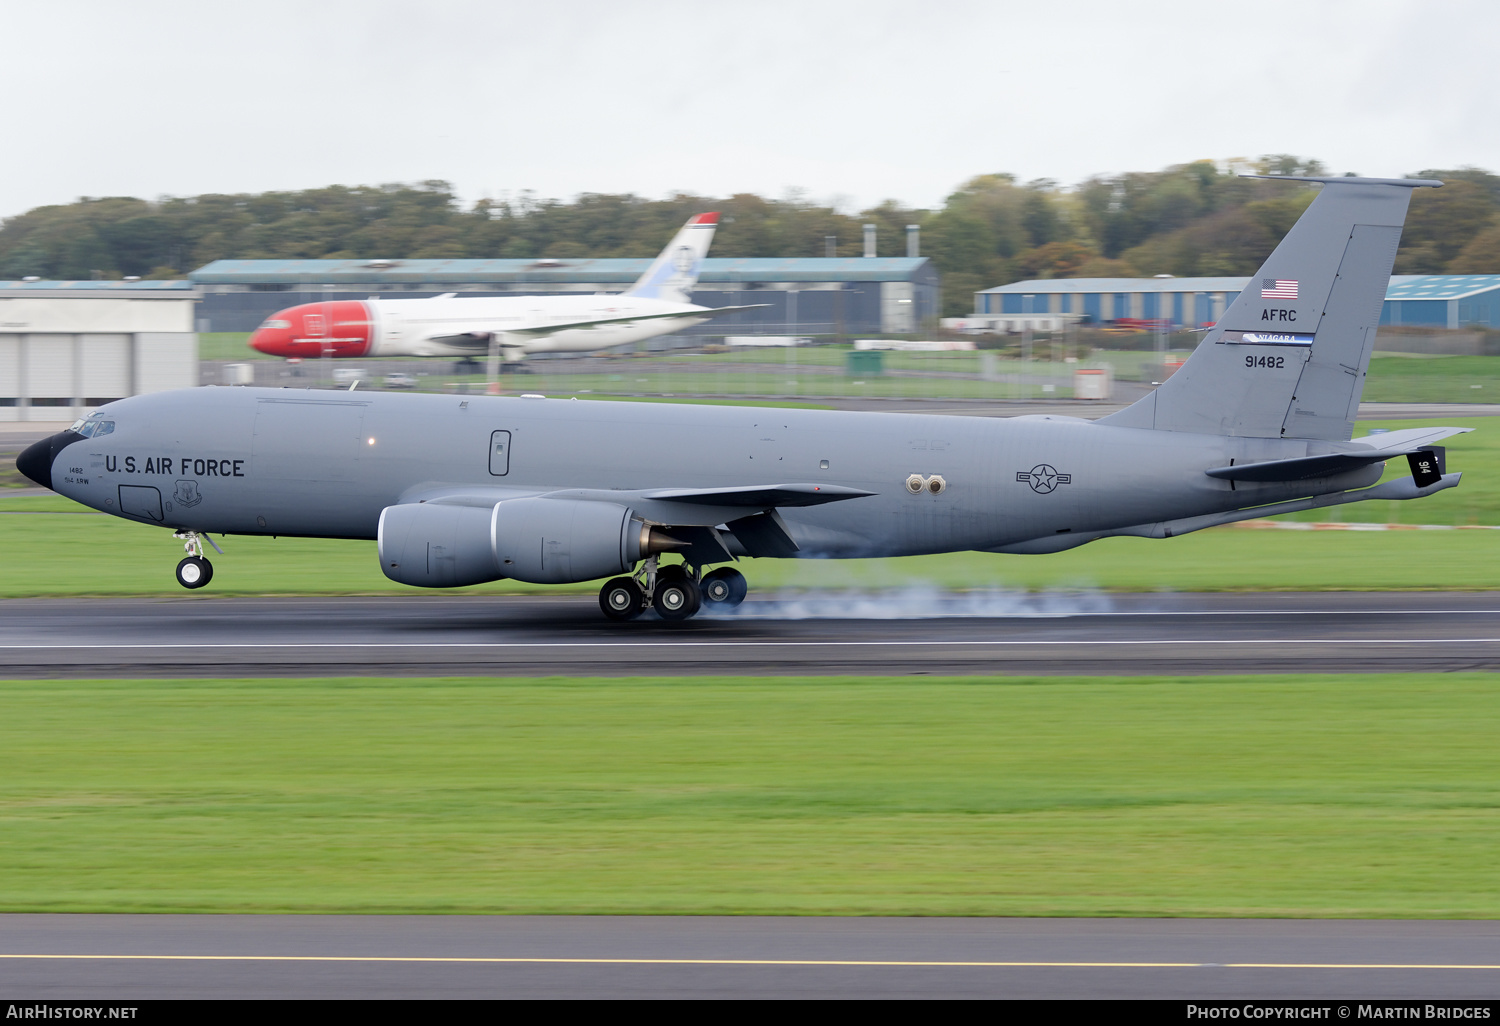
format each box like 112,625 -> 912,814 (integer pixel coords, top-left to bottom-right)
489,430 -> 511,476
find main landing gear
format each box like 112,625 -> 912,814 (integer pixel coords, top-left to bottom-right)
173,530 -> 221,590
598,557 -> 748,622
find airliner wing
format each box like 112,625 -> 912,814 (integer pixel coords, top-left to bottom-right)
427,304 -> 771,349
498,303 -> 771,338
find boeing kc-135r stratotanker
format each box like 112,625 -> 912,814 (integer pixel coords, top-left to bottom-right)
19,176 -> 1469,621
246,212 -> 765,361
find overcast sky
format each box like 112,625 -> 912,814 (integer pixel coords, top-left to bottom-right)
2,0 -> 1495,219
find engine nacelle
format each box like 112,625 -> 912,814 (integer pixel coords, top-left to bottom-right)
378,502 -> 501,588
378,497 -> 680,588
492,497 -> 641,584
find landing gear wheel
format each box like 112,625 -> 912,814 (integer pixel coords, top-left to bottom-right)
599,577 -> 645,621
653,576 -> 701,621
656,563 -> 690,585
700,567 -> 748,607
175,556 -> 213,590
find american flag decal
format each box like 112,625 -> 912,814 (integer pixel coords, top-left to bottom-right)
1262,278 -> 1299,300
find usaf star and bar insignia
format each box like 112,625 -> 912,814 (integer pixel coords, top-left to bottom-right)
1016,464 -> 1072,494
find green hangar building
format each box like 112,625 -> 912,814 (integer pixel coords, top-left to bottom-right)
974,275 -> 1500,330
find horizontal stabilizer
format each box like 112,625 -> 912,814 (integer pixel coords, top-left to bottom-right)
1347,425 -> 1472,450
641,483 -> 875,507
1207,426 -> 1471,481
1206,452 -> 1390,482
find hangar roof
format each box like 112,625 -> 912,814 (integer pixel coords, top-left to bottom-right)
0,279 -> 193,292
980,276 -> 1253,294
1383,275 -> 1500,300
980,275 -> 1500,299
189,257 -> 936,286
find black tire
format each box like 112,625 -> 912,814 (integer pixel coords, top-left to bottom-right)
656,563 -> 690,584
653,577 -> 701,621
599,577 -> 645,621
175,556 -> 212,590
700,567 -> 748,607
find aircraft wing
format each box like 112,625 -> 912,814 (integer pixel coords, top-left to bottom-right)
1205,427 -> 1472,482
678,303 -> 772,320
495,303 -> 772,338
404,481 -> 873,561
639,483 -> 874,507
427,304 -> 772,349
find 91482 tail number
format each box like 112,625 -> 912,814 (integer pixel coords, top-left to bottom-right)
1245,354 -> 1285,369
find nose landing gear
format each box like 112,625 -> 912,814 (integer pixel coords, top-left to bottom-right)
172,530 -> 221,590
176,556 -> 213,589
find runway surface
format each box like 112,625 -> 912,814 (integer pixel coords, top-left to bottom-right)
1,591 -> 1498,678
3,914 -> 1500,999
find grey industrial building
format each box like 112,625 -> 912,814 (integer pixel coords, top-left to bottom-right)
189,257 -> 941,336
976,274 -> 1500,330
0,280 -> 198,421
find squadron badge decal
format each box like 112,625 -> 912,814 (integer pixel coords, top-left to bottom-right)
1016,465 -> 1072,494
173,479 -> 203,508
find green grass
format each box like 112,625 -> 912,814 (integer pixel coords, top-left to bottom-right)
3,673 -> 1499,916
198,332 -> 258,361
1364,354 -> 1500,404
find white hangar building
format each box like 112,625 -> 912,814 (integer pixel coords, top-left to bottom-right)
0,281 -> 198,421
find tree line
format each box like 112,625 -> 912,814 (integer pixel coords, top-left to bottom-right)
3,156 -> 1498,317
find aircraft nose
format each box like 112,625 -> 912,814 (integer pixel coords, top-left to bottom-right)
16,429 -> 84,491
249,309 -> 303,356
249,322 -> 291,356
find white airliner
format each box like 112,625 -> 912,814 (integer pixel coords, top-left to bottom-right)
248,213 -> 762,360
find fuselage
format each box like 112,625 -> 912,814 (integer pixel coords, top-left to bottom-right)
248,294 -> 714,359
40,388 -> 1382,558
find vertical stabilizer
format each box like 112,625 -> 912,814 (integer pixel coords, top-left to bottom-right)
624,213 -> 718,304
1099,176 -> 1441,441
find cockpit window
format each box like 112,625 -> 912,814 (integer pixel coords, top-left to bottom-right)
68,419 -> 115,438
258,319 -> 291,330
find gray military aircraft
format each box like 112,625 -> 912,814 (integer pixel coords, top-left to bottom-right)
18,175 -> 1468,621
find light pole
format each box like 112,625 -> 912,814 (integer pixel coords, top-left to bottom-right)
1021,293 -> 1034,401
786,288 -> 798,399
321,283 -> 335,388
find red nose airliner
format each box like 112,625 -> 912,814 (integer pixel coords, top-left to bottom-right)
249,214 -> 763,361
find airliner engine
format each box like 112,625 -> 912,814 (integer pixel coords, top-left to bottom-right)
377,498 -> 681,587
